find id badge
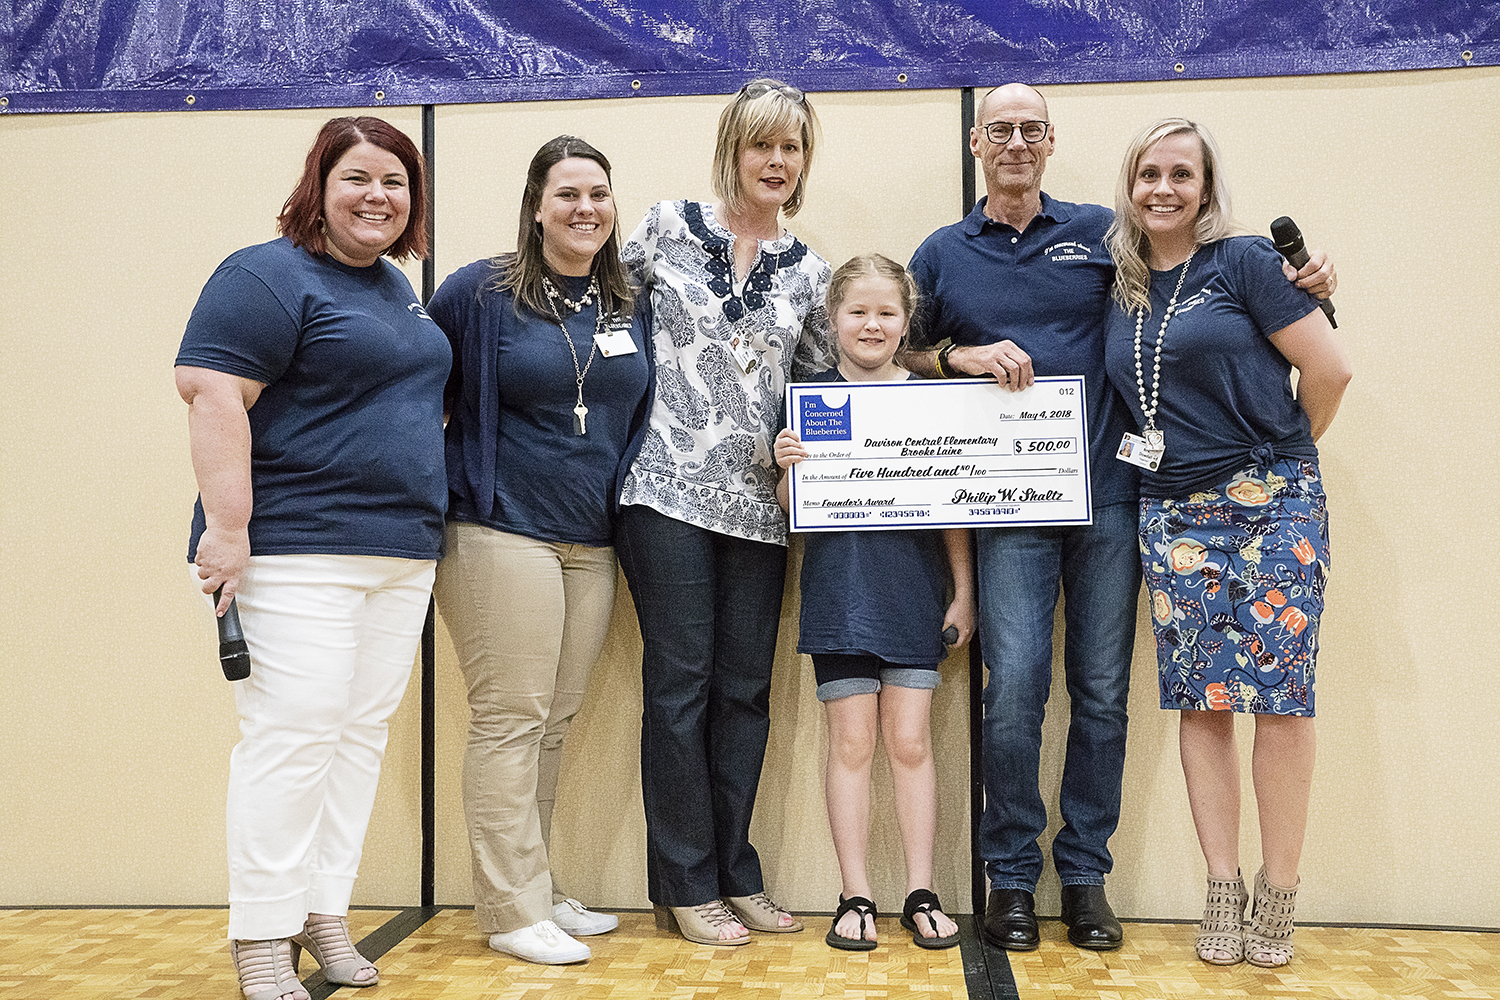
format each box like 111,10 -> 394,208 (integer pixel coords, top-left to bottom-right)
594,322 -> 638,358
1116,431 -> 1163,471
728,332 -> 760,373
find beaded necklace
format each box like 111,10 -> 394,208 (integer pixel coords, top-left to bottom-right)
543,276 -> 604,435
547,274 -> 596,313
1132,245 -> 1198,454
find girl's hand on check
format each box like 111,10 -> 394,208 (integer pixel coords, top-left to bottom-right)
774,428 -> 807,469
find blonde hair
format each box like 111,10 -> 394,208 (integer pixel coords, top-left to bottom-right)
828,253 -> 920,366
712,78 -> 818,218
1105,117 -> 1240,314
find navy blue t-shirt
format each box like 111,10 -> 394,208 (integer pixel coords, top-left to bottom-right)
796,370 -> 950,665
1103,236 -> 1322,498
177,237 -> 450,561
428,260 -> 652,546
908,193 -> 1140,508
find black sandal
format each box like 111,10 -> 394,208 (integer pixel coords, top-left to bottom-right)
826,895 -> 878,951
901,889 -> 960,950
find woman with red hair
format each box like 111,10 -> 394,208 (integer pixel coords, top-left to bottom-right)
177,116 -> 447,1000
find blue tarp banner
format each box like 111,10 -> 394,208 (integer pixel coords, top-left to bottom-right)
4,1 -> 1497,114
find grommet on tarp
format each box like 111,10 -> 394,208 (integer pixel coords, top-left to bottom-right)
897,72 -> 908,84
375,90 -> 386,101
185,94 -> 195,104
631,79 -> 642,91
0,97 -> 8,109
1462,50 -> 1474,62
1173,62 -> 1186,73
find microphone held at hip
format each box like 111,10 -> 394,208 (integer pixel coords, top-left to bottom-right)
213,586 -> 252,681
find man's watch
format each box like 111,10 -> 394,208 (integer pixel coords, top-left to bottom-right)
936,342 -> 957,379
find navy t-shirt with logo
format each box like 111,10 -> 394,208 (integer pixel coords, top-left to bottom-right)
796,369 -> 950,666
177,237 -> 450,562
427,259 -> 653,547
1103,236 -> 1321,498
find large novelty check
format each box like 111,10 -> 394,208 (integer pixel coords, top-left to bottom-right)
786,377 -> 1092,532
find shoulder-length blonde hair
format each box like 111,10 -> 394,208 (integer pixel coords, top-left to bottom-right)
1105,117 -> 1239,314
712,78 -> 818,218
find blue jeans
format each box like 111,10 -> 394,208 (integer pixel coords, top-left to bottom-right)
977,500 -> 1140,889
614,504 -> 788,906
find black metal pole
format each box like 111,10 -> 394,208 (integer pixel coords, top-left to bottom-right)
969,608 -> 985,920
420,104 -> 437,910
422,104 -> 436,302
961,86 -> 986,922
961,87 -> 976,216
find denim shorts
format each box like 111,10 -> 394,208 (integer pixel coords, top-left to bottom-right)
811,652 -> 940,702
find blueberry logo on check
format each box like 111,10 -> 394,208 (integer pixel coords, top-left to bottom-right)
800,394 -> 852,441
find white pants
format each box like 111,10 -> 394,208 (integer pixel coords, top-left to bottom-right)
215,554 -> 435,940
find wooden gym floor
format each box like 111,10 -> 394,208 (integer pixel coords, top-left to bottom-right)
2,906 -> 1498,999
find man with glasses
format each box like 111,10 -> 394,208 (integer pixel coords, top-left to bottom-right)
907,83 -> 1332,953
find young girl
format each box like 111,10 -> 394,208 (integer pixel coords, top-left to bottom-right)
774,254 -> 976,951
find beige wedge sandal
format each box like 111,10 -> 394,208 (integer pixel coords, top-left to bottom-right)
1244,867 -> 1299,968
1196,873 -> 1248,965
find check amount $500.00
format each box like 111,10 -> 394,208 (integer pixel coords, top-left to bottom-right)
786,377 -> 1092,532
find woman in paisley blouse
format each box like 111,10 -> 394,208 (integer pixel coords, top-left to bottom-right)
614,78 -> 835,947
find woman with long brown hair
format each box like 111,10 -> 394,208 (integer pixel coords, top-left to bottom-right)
429,135 -> 653,965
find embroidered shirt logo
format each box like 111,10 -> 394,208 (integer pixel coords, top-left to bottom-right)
1174,289 -> 1211,315
408,302 -> 434,322
1044,241 -> 1092,262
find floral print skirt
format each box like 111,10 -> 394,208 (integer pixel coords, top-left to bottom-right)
1140,458 -> 1329,717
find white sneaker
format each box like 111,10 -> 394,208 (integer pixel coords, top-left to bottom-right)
551,898 -> 620,936
488,920 -> 590,965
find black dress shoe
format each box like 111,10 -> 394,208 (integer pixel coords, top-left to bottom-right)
983,888 -> 1039,950
1060,883 -> 1123,950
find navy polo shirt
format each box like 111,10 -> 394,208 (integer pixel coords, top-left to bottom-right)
908,193 -> 1139,507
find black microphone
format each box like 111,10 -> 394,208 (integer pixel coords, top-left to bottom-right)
1270,216 -> 1337,329
213,586 -> 252,681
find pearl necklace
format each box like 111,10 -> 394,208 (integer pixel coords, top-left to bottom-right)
543,274 -> 597,313
1132,244 -> 1198,452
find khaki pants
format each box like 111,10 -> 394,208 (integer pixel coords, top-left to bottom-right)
433,522 -> 616,934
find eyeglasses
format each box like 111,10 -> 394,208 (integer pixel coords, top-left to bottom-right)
979,120 -> 1050,144
739,81 -> 806,105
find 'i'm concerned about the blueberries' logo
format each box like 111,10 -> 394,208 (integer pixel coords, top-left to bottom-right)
800,394 -> 851,440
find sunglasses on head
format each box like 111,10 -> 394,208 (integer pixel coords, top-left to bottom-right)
738,81 -> 805,104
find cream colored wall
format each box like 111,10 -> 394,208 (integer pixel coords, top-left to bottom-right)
2,68 -> 1496,929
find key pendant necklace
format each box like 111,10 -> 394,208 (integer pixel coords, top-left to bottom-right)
1131,244 -> 1199,459
544,276 -> 605,436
